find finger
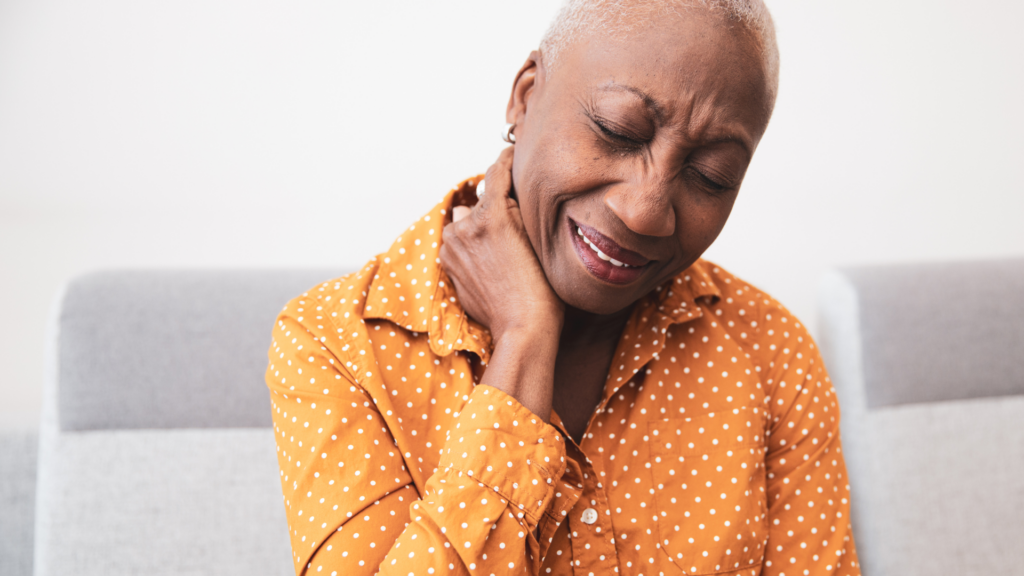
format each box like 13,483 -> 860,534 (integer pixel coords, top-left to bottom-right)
442,270 -> 484,326
438,235 -> 460,279
476,146 -> 515,214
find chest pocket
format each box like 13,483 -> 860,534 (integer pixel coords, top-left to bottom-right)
647,407 -> 768,575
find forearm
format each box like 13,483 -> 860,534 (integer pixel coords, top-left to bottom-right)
306,466 -> 527,576
374,385 -> 576,575
378,466 -> 533,575
277,384 -> 570,576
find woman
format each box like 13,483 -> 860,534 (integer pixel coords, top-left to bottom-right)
265,1 -> 860,574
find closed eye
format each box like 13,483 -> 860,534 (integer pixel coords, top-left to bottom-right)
596,120 -> 631,141
690,168 -> 729,193
592,118 -> 645,150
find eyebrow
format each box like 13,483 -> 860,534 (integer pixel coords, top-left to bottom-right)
597,83 -> 665,123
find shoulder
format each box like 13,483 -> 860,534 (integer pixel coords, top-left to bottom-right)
697,260 -> 835,427
698,258 -> 807,330
695,258 -> 817,363
272,260 -> 383,377
269,176 -> 475,382
277,259 -> 381,326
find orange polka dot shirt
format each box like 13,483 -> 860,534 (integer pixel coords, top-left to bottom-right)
265,178 -> 860,575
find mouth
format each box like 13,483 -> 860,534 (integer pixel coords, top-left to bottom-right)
568,218 -> 651,285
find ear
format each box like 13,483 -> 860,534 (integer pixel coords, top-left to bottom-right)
505,51 -> 544,126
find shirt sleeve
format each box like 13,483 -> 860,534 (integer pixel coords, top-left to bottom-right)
752,301 -> 861,576
266,308 -> 571,576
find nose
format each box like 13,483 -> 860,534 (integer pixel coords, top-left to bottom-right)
603,177 -> 676,237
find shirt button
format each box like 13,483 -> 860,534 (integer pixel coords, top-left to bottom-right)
581,508 -> 598,525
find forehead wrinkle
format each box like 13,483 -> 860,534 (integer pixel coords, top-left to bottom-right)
659,83 -> 756,157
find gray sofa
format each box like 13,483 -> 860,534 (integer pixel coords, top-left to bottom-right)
2,262 -> 1021,575
818,259 -> 1024,575
30,270 -> 335,576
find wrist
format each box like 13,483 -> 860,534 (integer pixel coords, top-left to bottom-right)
491,313 -> 563,352
485,325 -> 559,423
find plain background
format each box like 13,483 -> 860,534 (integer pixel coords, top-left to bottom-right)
1,0 -> 1022,428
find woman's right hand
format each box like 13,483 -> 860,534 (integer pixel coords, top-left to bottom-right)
440,146 -> 564,345
440,146 -> 564,421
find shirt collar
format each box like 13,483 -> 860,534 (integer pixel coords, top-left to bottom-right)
648,257 -> 722,322
362,176 -> 722,364
362,177 -> 493,362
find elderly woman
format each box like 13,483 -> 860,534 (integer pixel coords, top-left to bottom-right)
266,0 -> 860,574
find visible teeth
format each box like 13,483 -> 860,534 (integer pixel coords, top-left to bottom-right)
577,226 -> 631,267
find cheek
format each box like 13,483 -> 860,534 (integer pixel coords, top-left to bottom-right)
511,131 -> 589,237
675,192 -> 738,253
518,118 -> 603,185
511,153 -> 559,259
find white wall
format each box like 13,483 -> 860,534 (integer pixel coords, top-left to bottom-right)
2,0 -> 1022,428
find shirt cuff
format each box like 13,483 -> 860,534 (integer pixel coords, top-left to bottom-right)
438,384 -> 568,524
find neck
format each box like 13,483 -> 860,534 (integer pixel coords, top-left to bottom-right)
559,303 -> 635,349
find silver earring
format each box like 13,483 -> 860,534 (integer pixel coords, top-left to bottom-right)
501,123 -> 516,144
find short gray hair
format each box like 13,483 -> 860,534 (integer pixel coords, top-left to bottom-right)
539,0 -> 780,105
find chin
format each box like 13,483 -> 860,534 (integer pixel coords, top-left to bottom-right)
551,278 -> 645,316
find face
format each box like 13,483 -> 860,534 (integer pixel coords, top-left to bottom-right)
507,11 -> 773,315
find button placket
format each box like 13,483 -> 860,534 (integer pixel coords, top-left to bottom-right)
567,459 -> 620,575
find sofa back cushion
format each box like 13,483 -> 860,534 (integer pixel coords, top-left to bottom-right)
847,258 -> 1024,408
58,270 -> 336,431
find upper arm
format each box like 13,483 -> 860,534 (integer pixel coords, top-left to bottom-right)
752,301 -> 860,575
266,308 -> 415,573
